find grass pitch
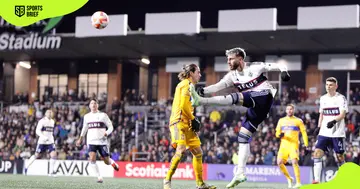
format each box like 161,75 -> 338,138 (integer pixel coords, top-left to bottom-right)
0,174 -> 291,189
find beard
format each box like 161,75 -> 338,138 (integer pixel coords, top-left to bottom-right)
230,61 -> 240,70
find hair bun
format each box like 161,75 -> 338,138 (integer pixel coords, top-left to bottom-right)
182,65 -> 187,71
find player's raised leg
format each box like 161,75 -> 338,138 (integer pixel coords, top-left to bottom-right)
190,84 -> 242,106
189,144 -> 216,188
277,154 -> 294,188
25,150 -> 40,175
101,145 -> 119,171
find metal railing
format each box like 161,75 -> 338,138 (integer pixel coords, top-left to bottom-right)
132,152 -> 150,162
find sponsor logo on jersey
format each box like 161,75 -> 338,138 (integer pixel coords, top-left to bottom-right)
41,126 -> 54,132
88,122 -> 106,129
233,74 -> 268,92
322,107 -> 340,116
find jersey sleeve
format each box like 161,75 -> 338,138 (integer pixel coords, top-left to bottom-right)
255,62 -> 287,72
203,72 -> 233,94
318,97 -> 323,113
298,119 -> 308,147
339,95 -> 349,113
180,84 -> 195,120
275,118 -> 282,138
35,119 -> 46,138
80,115 -> 89,137
104,113 -> 114,136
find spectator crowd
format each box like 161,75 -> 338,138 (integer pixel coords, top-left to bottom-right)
1,88 -> 360,168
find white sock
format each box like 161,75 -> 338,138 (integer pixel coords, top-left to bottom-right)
235,143 -> 250,177
200,94 -> 235,106
26,155 -> 37,169
49,158 -> 56,174
109,158 -> 115,165
90,161 -> 101,177
313,158 -> 322,182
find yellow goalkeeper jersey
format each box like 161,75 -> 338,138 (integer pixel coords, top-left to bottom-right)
169,78 -> 195,126
275,116 -> 308,147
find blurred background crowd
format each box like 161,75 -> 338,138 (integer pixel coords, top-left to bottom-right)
1,86 -> 360,168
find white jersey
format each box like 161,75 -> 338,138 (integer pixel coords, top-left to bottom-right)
35,117 -> 55,145
80,111 -> 114,145
319,92 -> 348,138
217,62 -> 284,96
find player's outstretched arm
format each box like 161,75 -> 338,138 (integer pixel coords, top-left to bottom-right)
262,62 -> 290,82
199,73 -> 233,96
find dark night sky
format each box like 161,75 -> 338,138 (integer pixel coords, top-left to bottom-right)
55,0 -> 360,33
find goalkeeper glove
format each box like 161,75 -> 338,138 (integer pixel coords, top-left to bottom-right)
281,71 -> 290,82
191,117 -> 201,132
327,120 -> 337,129
197,87 -> 205,97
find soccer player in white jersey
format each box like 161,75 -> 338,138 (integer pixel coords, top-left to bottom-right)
189,47 -> 291,188
25,109 -> 57,176
76,98 -> 119,183
312,77 -> 348,184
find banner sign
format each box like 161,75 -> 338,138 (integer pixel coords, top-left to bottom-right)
24,159 -> 113,177
0,33 -> 61,50
207,164 -> 312,184
0,160 -> 23,174
0,16 -> 62,50
114,162 -> 207,180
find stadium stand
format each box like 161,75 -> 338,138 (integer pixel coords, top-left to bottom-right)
1,88 -> 359,167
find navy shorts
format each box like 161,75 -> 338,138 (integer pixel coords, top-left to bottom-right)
36,144 -> 55,154
315,135 -> 345,154
241,90 -> 274,133
88,144 -> 110,158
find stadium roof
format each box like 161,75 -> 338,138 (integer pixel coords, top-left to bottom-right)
1,27 -> 360,61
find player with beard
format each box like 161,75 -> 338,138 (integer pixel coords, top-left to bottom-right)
276,104 -> 308,188
189,47 -> 291,188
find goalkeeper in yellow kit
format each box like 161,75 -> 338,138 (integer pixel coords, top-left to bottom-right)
163,64 -> 216,189
276,104 -> 308,188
